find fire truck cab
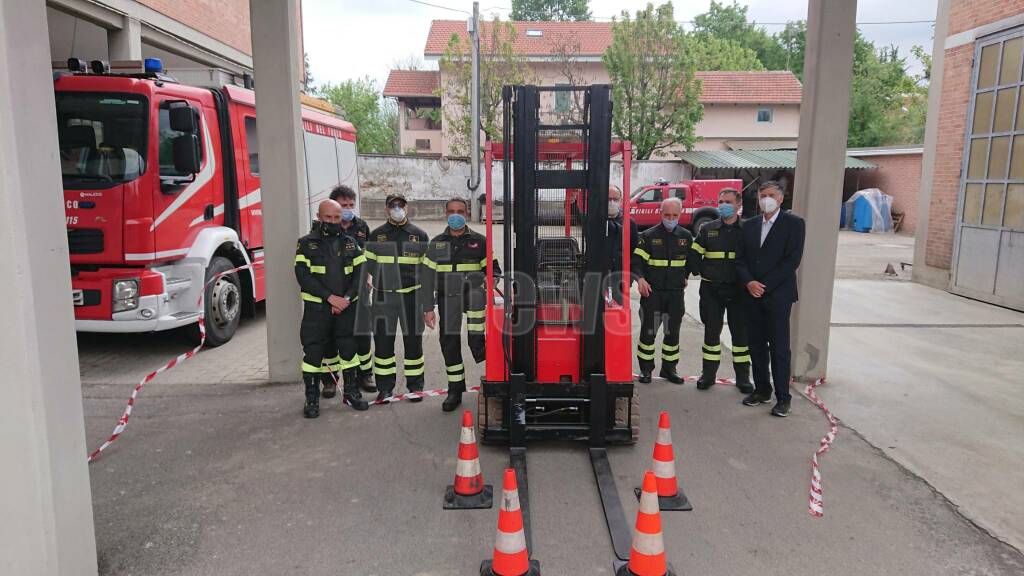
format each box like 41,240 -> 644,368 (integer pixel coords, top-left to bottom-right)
629,178 -> 743,234
56,59 -> 358,345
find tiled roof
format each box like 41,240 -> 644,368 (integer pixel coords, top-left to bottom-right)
695,71 -> 802,104
383,70 -> 440,98
424,19 -> 613,56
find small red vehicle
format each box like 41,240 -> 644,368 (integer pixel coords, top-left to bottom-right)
629,178 -> 743,233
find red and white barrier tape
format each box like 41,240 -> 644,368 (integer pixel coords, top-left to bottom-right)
805,378 -> 836,517
87,263 -> 254,463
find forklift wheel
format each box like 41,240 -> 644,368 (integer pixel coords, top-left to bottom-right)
477,393 -> 503,440
614,387 -> 640,444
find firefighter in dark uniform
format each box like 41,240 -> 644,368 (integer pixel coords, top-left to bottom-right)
320,184 -> 376,395
632,197 -> 693,384
363,193 -> 432,403
607,185 -> 639,303
689,188 -> 754,394
424,198 -> 488,412
295,199 -> 369,417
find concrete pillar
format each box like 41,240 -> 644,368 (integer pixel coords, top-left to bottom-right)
0,1 -> 98,574
912,0 -> 952,288
790,0 -> 858,381
249,0 -> 306,381
108,16 -> 142,61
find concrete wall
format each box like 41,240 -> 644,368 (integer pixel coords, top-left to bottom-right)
856,153 -> 924,234
356,153 -> 689,220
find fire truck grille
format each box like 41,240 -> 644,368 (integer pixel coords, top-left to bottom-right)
67,229 -> 104,254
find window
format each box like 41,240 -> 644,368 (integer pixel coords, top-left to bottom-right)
56,93 -> 148,184
638,188 -> 664,203
756,108 -> 773,123
555,85 -> 570,114
245,116 -> 259,175
158,103 -> 203,177
962,33 -> 1024,230
669,187 -> 687,201
415,138 -> 432,150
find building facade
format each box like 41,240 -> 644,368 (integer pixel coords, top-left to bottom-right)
915,0 -> 1024,310
386,20 -> 802,158
45,0 -> 304,82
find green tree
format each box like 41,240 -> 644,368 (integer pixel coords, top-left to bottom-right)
603,2 -> 704,159
510,0 -> 591,21
302,52 -> 315,94
692,1 -> 784,72
682,35 -> 764,71
438,17 -> 536,156
319,77 -> 398,154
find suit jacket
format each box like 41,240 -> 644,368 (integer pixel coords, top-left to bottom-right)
736,210 -> 806,304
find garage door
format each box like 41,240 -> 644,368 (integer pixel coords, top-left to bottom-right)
952,27 -> 1024,311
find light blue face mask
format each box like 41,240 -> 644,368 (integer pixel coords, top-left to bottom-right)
341,208 -> 356,222
718,203 -> 736,219
662,218 -> 678,231
447,213 -> 467,230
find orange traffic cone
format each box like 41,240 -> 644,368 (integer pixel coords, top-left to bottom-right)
616,471 -> 677,576
444,410 -> 493,510
480,469 -> 540,576
635,411 -> 692,511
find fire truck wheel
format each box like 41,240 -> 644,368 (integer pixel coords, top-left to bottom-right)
187,256 -> 242,347
614,388 -> 640,444
476,393 -> 503,442
692,216 -> 713,235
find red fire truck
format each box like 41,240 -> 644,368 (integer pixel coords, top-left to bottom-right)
56,59 -> 358,346
629,178 -> 743,233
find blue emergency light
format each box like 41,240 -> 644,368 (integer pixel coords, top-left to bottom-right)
144,58 -> 163,74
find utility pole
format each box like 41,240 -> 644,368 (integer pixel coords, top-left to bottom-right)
468,1 -> 481,191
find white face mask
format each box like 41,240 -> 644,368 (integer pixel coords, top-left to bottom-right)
389,207 -> 407,222
759,196 -> 779,215
607,199 -> 620,218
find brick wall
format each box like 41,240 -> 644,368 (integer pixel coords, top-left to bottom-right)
948,0 -> 1024,36
138,0 -> 253,54
857,153 -> 923,234
926,43 -> 973,269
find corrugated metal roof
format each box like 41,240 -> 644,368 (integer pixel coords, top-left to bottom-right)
674,149 -> 877,170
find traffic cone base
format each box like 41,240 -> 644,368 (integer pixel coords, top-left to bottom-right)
632,487 -> 692,511
480,558 -> 541,576
613,559 -> 675,576
444,484 -> 494,509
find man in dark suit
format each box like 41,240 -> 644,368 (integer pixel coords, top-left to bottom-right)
735,181 -> 805,417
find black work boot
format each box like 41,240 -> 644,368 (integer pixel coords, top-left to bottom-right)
696,360 -> 719,390
733,363 -> 754,394
408,386 -> 424,403
343,370 -> 369,411
321,372 -> 338,399
659,365 -> 684,385
358,371 -> 376,393
375,388 -> 394,403
442,388 -> 463,412
303,374 -> 320,418
638,371 -> 652,384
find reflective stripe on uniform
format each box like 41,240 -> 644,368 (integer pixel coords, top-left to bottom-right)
339,355 -> 360,370
661,351 -> 680,361
733,354 -> 751,363
302,361 -> 324,374
363,250 -> 378,261
301,292 -> 323,303
647,258 -> 669,267
310,265 -> 326,274
638,341 -> 656,351
661,343 -> 679,352
637,350 -> 655,361
435,264 -> 454,272
691,242 -> 706,255
456,262 -> 482,271
295,254 -> 312,267
466,321 -> 485,332
702,344 -> 722,361
405,355 -> 426,377
396,284 -> 420,293
704,251 -> 736,259
447,362 -> 466,382
633,247 -> 651,261
423,257 -> 438,270
465,309 -> 486,319
359,352 -> 373,371
670,259 -> 687,267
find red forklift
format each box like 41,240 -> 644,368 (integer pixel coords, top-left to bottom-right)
479,84 -> 639,564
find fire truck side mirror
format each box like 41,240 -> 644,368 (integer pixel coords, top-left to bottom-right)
167,101 -> 197,134
172,134 -> 201,175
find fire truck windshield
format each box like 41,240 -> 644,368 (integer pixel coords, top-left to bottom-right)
56,93 -> 148,186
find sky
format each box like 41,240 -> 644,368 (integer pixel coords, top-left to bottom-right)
302,0 -> 939,91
